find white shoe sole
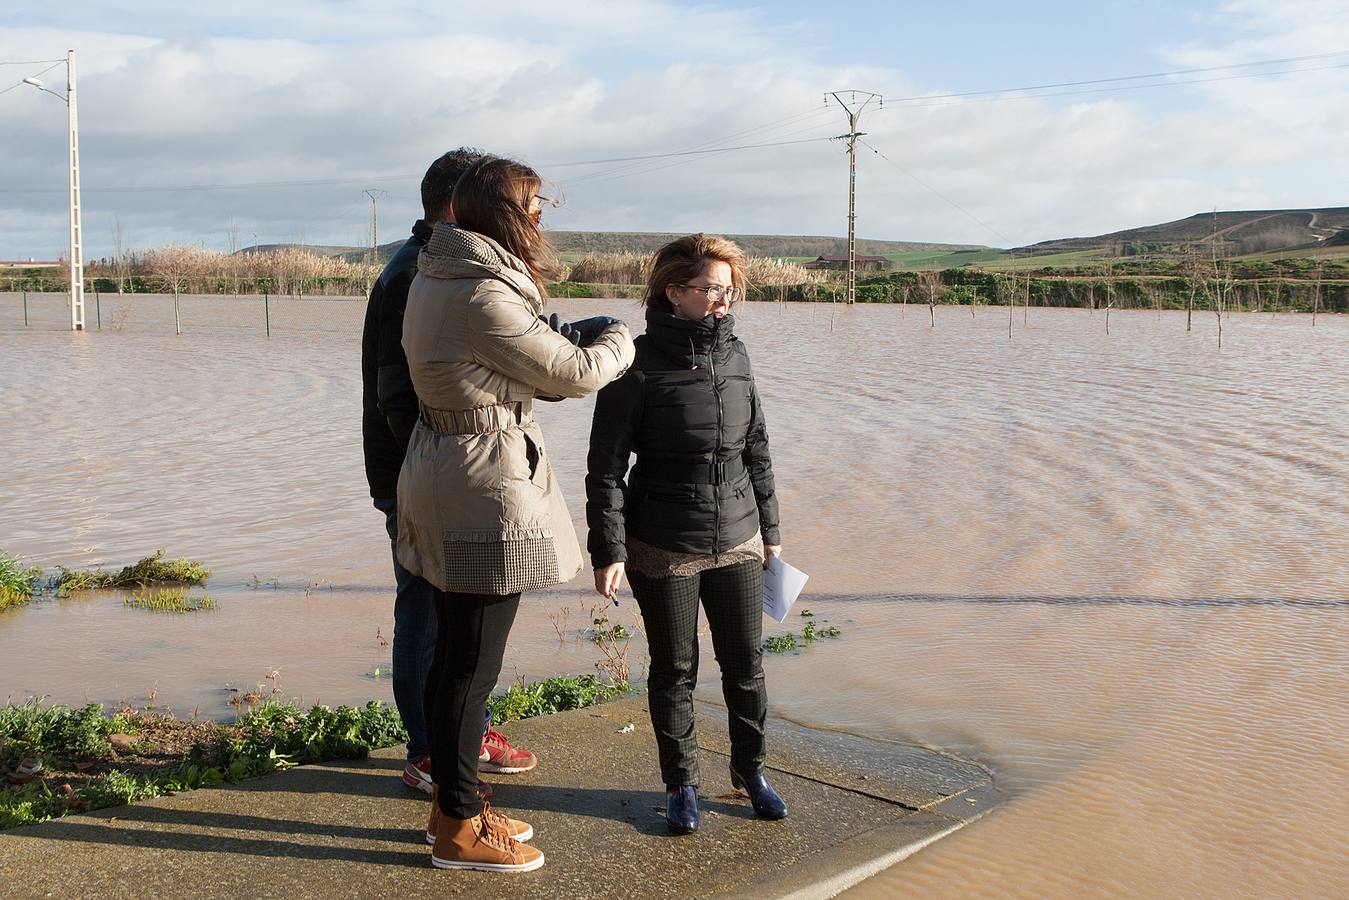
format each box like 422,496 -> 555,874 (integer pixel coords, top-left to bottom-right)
402,769 -> 433,795
478,761 -> 536,774
430,851 -> 545,872
427,824 -> 533,844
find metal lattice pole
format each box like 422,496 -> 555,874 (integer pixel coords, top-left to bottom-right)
827,90 -> 882,305
364,189 -> 387,266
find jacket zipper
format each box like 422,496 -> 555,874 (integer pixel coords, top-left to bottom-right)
708,321 -> 723,559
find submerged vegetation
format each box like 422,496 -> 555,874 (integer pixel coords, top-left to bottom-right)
0,554 -> 43,611
762,610 -> 843,654
0,550 -> 210,611
52,550 -> 209,596
122,588 -> 216,613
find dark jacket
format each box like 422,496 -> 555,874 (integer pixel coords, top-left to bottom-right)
361,220 -> 432,500
585,308 -> 780,568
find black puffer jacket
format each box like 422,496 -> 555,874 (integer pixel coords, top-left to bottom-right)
360,220 -> 431,499
586,308 -> 779,568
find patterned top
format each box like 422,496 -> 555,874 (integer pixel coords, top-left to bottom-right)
625,532 -> 765,579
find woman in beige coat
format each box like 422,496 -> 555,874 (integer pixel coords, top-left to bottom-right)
397,157 -> 634,873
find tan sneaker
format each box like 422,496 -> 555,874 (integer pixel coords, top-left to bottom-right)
427,786 -> 533,844
430,804 -> 544,872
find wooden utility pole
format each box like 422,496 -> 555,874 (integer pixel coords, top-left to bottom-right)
827,91 -> 883,304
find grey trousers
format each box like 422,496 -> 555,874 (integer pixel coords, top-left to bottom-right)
629,558 -> 767,787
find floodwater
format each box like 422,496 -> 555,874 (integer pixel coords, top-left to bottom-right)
2,292 -> 1346,897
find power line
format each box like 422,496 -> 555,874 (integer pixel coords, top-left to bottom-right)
563,108 -> 837,187
879,49 -> 1349,105
0,59 -> 66,66
562,106 -> 835,186
0,60 -> 65,98
877,60 -> 1349,112
0,136 -> 837,195
859,138 -> 1016,247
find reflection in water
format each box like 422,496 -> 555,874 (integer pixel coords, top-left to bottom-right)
2,294 -> 1346,896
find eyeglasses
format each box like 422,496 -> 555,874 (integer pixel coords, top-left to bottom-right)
529,194 -> 556,225
678,283 -> 743,303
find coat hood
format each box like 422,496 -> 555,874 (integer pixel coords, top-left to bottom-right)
418,224 -> 542,313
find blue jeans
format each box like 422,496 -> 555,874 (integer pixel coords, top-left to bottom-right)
373,498 -> 437,760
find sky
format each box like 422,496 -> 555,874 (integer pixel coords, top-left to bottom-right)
2,0 -> 1347,259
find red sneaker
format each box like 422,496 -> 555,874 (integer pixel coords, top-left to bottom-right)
402,754 -> 433,794
479,728 -> 537,774
408,754 -> 495,801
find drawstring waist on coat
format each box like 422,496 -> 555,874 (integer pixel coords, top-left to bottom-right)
419,401 -> 532,435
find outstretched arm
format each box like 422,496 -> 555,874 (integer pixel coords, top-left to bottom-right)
467,287 -> 633,399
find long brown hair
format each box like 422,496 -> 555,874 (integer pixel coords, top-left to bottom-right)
643,233 -> 748,314
450,157 -> 562,294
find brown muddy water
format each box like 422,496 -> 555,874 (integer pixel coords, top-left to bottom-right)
2,292 -> 1346,897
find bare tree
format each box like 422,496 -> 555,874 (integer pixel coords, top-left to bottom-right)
917,270 -> 945,327
1312,263 -> 1323,327
155,245 -> 194,336
112,218 -> 131,295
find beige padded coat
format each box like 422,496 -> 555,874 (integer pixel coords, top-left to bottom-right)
395,225 -> 635,595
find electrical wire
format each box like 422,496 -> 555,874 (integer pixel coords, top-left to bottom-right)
859,138 -> 1015,247
0,59 -> 65,66
877,59 -> 1349,111
0,136 -> 839,195
0,60 -> 65,98
559,106 -> 836,186
881,49 -> 1349,105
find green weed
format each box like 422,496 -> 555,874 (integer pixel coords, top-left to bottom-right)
0,698 -> 405,829
0,554 -> 43,611
52,550 -> 209,596
122,588 -> 216,613
488,675 -> 628,725
0,699 -> 138,763
763,621 -> 842,653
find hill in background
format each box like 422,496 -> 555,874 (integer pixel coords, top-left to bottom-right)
244,206 -> 1349,272
1016,207 -> 1349,258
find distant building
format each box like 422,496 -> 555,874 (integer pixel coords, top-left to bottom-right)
0,259 -> 60,268
802,254 -> 889,271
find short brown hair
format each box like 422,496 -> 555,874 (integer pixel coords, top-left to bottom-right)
451,157 -> 563,295
420,147 -> 487,222
643,233 -> 748,314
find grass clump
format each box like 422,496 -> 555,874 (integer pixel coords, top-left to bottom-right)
0,698 -> 405,829
122,588 -> 216,613
488,674 -> 629,725
53,550 -> 209,596
0,554 -> 43,611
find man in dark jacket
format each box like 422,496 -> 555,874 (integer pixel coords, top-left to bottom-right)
361,147 -> 537,794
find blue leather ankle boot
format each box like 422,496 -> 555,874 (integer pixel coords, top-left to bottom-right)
729,766 -> 788,820
665,784 -> 700,834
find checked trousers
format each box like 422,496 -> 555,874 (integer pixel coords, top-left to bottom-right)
629,558 -> 767,787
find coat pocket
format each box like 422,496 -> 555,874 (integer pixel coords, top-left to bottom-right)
522,430 -> 548,489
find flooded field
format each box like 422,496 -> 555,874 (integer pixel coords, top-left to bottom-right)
2,292 -> 1346,897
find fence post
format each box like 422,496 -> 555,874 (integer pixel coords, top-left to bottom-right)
174,289 -> 181,335
264,291 -> 271,337
95,290 -> 102,329
22,287 -> 29,326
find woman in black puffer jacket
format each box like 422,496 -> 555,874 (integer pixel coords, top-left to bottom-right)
585,233 -> 787,834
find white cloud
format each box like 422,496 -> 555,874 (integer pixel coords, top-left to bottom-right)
2,1 -> 1347,258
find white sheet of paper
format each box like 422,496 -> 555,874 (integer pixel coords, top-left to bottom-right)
762,556 -> 809,622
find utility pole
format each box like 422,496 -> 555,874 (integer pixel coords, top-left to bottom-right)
363,189 -> 387,266
24,50 -> 83,330
826,90 -> 882,304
